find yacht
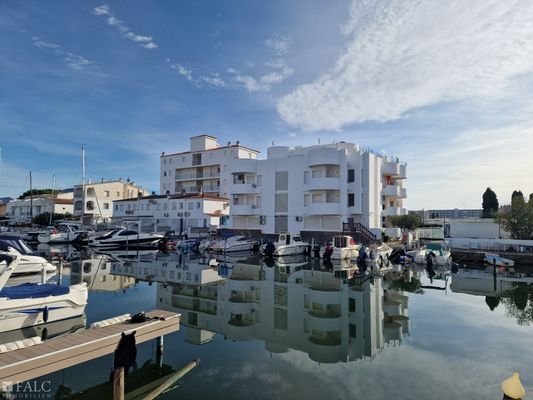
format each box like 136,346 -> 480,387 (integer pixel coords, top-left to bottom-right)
211,235 -> 258,252
262,233 -> 309,257
88,228 -> 164,249
329,235 -> 360,260
37,222 -> 90,244
0,253 -> 88,333
0,235 -> 56,275
484,253 -> 515,267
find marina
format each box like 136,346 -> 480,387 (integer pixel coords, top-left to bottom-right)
0,241 -> 532,398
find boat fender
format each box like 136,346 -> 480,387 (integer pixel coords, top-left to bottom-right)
43,306 -> 49,323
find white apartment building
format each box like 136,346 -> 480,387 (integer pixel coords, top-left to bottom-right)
73,179 -> 148,225
160,135 -> 260,198
112,194 -> 230,235
6,193 -> 73,224
227,142 -> 407,239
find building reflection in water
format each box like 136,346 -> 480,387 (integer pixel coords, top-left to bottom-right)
110,251 -> 410,364
69,252 -> 136,293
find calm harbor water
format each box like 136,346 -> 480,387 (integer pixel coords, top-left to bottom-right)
9,246 -> 533,399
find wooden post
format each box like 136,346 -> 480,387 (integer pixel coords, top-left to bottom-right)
113,367 -> 125,400
156,336 -> 164,368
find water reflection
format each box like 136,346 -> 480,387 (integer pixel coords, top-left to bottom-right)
111,251 -> 410,364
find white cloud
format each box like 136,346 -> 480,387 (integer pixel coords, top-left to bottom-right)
265,35 -> 291,56
173,35 -> 293,92
277,0 -> 533,131
93,4 -> 157,49
33,38 -> 92,70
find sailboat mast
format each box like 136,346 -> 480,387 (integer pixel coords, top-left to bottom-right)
50,174 -> 56,225
29,171 -> 33,225
81,145 -> 86,225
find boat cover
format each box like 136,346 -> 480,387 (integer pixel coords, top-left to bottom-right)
0,283 -> 70,299
0,235 -> 35,255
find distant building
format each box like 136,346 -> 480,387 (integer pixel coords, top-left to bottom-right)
73,179 -> 149,225
112,193 -> 229,235
227,142 -> 407,238
0,197 -> 12,219
160,135 -> 260,198
6,193 -> 73,224
409,208 -> 482,220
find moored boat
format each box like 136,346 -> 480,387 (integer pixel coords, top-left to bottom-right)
484,253 -> 515,267
0,235 -> 56,275
261,233 -> 309,257
0,253 -> 88,333
88,228 -> 164,249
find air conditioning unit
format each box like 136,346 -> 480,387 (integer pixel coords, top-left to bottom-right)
259,216 -> 266,225
251,205 -> 257,209
252,184 -> 257,188
295,278 -> 303,284
177,212 -> 183,217
185,212 -> 191,217
164,213 -> 169,217
295,216 -> 303,222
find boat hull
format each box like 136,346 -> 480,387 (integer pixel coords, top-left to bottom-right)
0,283 -> 88,333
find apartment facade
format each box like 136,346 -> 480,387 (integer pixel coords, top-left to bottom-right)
227,142 -> 407,238
6,193 -> 73,224
112,193 -> 230,235
160,135 -> 260,198
73,179 -> 148,225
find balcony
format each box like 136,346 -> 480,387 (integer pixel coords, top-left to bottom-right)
308,148 -> 341,167
229,159 -> 257,174
398,164 -> 407,179
382,160 -> 400,176
230,183 -> 260,195
304,202 -> 341,215
382,185 -> 407,199
304,177 -> 340,191
231,204 -> 259,215
382,207 -> 407,217
306,312 -> 342,331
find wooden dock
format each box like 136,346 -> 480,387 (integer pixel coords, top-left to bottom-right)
0,310 -> 180,384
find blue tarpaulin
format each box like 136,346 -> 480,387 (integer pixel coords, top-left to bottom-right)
0,283 -> 69,299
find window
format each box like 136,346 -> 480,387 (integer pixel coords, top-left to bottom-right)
169,158 -> 172,164
114,204 -> 118,211
349,298 -> 356,312
163,203 -> 168,210
188,202 -> 194,210
172,202 -> 177,210
348,169 -> 355,182
275,171 -> 288,191
179,202 -> 184,209
196,202 -> 200,209
86,201 -> 95,211
348,193 -> 355,207
103,203 -> 109,210
349,323 -> 356,338
116,191 -> 120,197
164,171 -> 167,176
104,190 -> 110,197
163,159 -> 167,164
192,153 -> 202,165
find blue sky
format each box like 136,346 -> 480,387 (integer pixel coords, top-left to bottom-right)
1,0 -> 532,209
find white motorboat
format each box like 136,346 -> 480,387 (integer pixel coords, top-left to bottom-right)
484,253 -> 515,267
211,235 -> 258,252
0,314 -> 86,344
409,241 -> 452,266
37,222 -> 89,244
88,228 -> 164,249
0,235 -> 56,275
0,253 -> 88,333
262,233 -> 309,257
358,243 -> 393,270
329,235 -> 360,260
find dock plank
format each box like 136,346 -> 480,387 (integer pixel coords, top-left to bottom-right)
0,310 -> 180,384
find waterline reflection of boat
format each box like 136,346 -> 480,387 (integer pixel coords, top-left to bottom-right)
0,253 -> 88,333
0,235 -> 56,275
0,314 -> 86,344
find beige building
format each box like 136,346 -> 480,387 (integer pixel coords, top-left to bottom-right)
73,179 -> 149,225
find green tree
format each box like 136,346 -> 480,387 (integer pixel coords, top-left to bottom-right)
387,214 -> 423,230
32,212 -> 71,226
482,187 -> 499,218
19,188 -> 64,199
498,190 -> 533,239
